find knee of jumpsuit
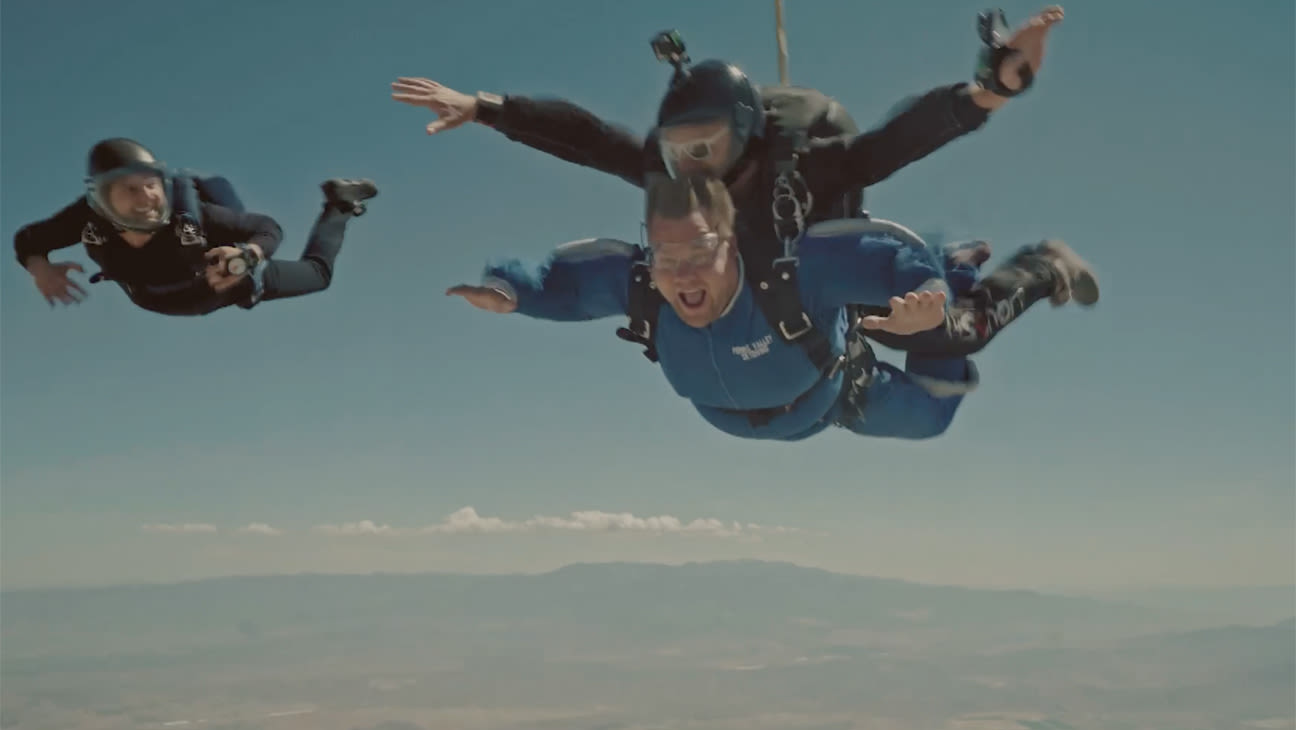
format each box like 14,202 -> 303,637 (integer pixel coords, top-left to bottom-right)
945,262 -> 979,297
845,356 -> 979,440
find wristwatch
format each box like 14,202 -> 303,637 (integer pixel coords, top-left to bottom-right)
474,91 -> 505,126
224,244 -> 260,277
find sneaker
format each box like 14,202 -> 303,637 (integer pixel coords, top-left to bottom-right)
321,178 -> 378,216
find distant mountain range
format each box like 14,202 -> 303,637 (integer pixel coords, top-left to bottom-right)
4,559 -> 1288,660
3,560 -> 1292,730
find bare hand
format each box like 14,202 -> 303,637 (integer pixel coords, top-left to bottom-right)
997,5 -> 1065,92
860,290 -> 947,335
391,77 -> 478,135
204,246 -> 254,293
446,284 -> 517,313
26,258 -> 86,307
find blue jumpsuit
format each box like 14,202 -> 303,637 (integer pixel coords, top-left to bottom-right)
479,223 -> 980,442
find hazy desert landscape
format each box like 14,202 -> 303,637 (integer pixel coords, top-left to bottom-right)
2,560 -> 1292,730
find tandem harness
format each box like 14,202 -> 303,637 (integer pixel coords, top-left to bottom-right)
615,124 -> 888,428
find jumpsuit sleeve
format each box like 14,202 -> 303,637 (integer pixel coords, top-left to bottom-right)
480,237 -> 636,321
486,95 -> 648,188
805,82 -> 991,195
13,199 -> 95,267
798,230 -> 949,312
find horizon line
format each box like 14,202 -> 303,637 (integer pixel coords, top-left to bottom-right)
3,557 -> 1293,596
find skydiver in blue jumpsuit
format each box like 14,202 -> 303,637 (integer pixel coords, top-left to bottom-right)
448,174 -> 1097,441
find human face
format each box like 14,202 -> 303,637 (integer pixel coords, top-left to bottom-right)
105,172 -> 167,228
647,211 -> 740,328
659,117 -> 736,177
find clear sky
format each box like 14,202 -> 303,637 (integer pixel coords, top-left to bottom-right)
1,0 -> 1292,593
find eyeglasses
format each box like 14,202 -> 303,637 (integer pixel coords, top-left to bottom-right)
649,232 -> 724,275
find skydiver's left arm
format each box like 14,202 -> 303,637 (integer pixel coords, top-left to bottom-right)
803,82 -> 998,195
476,237 -> 636,321
805,5 -> 1061,194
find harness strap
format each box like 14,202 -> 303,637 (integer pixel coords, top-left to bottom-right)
720,315 -> 877,429
715,379 -> 821,428
747,256 -> 842,377
87,174 -> 211,288
614,255 -> 663,362
761,125 -> 846,376
615,119 -> 853,380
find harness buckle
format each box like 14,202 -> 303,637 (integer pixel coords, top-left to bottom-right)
778,312 -> 814,341
824,353 -> 849,379
616,317 -> 651,343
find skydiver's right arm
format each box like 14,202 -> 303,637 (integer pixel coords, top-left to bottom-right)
478,95 -> 648,188
471,237 -> 636,321
13,199 -> 94,268
392,77 -> 648,188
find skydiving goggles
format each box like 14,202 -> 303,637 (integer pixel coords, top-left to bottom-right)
660,126 -> 730,164
647,231 -> 725,276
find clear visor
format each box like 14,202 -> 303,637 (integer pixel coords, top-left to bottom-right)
88,169 -> 171,231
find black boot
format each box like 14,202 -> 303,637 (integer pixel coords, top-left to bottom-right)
974,239 -> 1098,309
322,178 -> 378,216
862,239 -> 1099,356
943,238 -> 1099,349
943,238 -> 992,269
1036,239 -> 1099,307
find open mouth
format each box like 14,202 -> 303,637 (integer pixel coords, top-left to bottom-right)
679,289 -> 707,310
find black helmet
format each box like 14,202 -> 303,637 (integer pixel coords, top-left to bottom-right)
656,59 -> 765,177
84,138 -> 172,231
86,137 -> 166,179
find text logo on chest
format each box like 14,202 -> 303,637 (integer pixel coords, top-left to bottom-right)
731,334 -> 774,361
176,218 -> 206,247
81,222 -> 105,246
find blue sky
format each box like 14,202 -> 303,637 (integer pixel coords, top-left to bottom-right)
1,0 -> 1292,592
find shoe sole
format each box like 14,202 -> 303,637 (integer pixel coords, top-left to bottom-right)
1041,239 -> 1100,306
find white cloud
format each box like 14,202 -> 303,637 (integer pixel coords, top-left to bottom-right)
312,520 -> 402,537
140,523 -> 218,535
311,507 -> 800,539
139,510 -> 805,541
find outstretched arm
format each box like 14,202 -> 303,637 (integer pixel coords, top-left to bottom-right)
13,198 -> 93,268
12,198 -> 93,306
487,96 -> 648,188
392,78 -> 648,188
448,237 -> 636,321
806,82 -> 992,194
807,6 -> 1064,194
